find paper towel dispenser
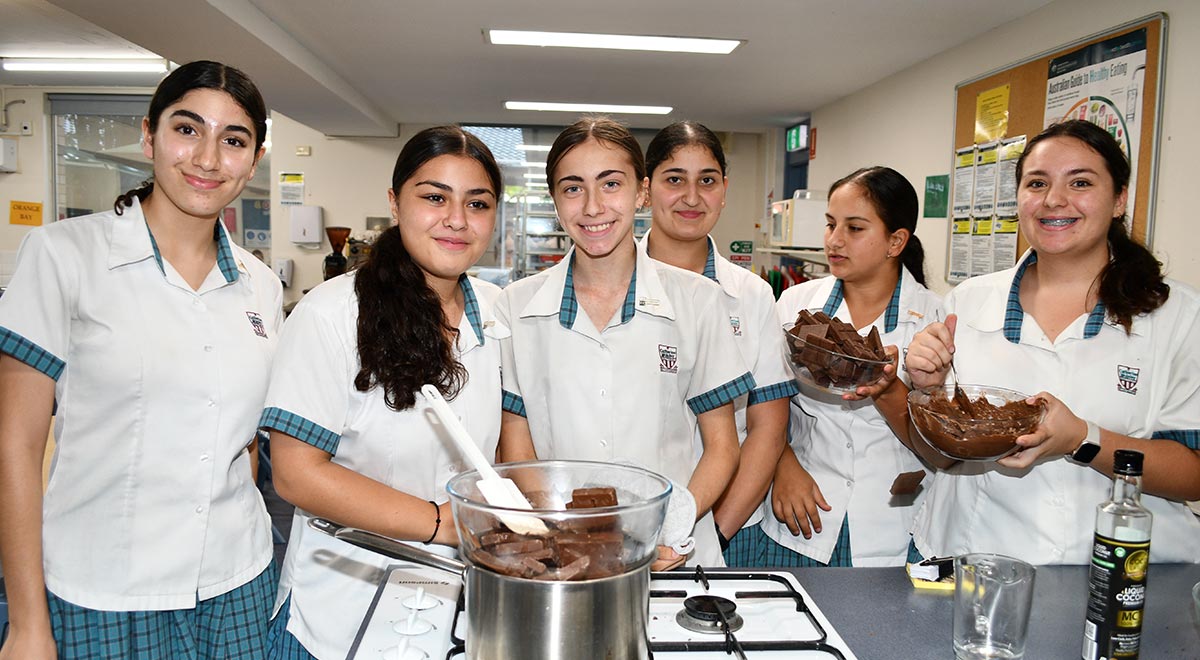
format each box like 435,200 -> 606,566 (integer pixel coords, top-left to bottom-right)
290,205 -> 323,245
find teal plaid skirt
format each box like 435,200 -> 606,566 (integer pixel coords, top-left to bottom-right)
725,517 -> 855,567
47,562 -> 278,660
264,595 -> 317,660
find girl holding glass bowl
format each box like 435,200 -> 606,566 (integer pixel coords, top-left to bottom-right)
904,120 -> 1200,564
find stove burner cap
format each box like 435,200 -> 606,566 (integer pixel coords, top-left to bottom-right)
676,595 -> 744,634
683,595 -> 737,621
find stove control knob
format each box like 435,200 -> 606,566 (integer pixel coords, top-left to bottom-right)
379,638 -> 428,660
392,609 -> 434,636
402,587 -> 438,611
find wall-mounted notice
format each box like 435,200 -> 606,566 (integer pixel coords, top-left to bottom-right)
975,84 -> 1011,143
1044,28 -> 1146,222
951,147 -> 975,220
972,142 -> 999,219
279,172 -> 305,205
9,200 -> 42,226
948,147 -> 976,283
993,217 -> 1020,274
924,175 -> 949,218
995,136 -> 1026,218
949,218 -> 971,283
969,142 -> 999,278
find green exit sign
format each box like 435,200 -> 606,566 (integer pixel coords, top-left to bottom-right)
786,125 -> 808,152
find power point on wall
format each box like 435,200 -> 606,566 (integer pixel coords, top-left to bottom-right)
20,122 -> 32,136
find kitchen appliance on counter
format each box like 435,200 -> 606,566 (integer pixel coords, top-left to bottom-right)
348,563 -> 858,659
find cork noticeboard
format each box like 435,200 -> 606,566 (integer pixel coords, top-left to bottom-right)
952,13 -> 1166,259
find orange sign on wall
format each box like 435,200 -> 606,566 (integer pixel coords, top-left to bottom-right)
10,200 -> 43,226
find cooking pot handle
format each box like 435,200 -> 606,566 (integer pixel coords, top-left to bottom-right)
308,517 -> 468,574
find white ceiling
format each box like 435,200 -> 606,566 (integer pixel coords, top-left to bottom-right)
3,0 -> 1055,136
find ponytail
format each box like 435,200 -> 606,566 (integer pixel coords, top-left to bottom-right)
900,233 -> 927,287
353,226 -> 467,411
114,181 -> 154,215
1098,218 -> 1169,333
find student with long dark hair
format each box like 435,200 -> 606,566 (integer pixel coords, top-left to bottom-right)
496,117 -> 751,567
905,119 -> 1200,564
757,166 -> 941,567
260,126 -> 506,659
640,121 -> 798,566
0,60 -> 279,659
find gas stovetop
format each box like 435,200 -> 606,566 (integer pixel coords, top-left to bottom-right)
349,564 -> 858,659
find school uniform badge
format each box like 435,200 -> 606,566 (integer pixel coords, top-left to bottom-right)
658,344 -> 678,373
729,316 -> 742,336
246,311 -> 268,338
1116,365 -> 1139,395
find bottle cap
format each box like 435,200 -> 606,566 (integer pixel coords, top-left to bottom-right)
1112,449 -> 1144,476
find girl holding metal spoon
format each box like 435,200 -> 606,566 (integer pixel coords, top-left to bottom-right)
904,120 -> 1200,565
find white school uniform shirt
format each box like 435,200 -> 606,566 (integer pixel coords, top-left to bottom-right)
0,198 -> 281,610
762,268 -> 942,566
496,241 -> 755,566
261,273 -> 506,660
912,250 -> 1200,565
640,231 -> 800,530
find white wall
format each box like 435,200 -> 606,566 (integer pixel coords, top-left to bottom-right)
267,111 -> 418,303
0,88 -> 52,261
807,1 -> 1200,293
711,130 -> 771,268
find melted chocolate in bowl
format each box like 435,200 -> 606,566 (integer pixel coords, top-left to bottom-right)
448,460 -> 671,581
908,385 -> 1044,461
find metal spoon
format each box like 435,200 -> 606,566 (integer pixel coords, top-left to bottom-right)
936,311 -> 970,409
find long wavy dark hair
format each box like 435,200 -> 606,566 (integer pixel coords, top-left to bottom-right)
645,121 -> 727,178
354,126 -> 501,411
114,60 -> 267,214
829,166 -> 927,286
1016,119 -> 1168,333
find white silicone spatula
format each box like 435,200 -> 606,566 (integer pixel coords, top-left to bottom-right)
421,384 -> 548,535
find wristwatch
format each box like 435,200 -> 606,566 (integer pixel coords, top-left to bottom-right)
1070,421 -> 1102,463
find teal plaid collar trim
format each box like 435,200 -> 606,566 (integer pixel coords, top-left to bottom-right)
822,279 -> 844,317
144,219 -> 240,284
559,253 -> 638,329
459,275 -> 484,345
559,253 -> 579,329
820,276 -> 902,333
1004,250 -> 1107,344
883,275 -> 903,333
703,239 -> 718,282
213,221 -> 239,283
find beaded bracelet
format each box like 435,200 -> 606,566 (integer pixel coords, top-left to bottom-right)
424,500 -> 441,545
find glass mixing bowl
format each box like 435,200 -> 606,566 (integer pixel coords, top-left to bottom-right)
446,460 -> 671,581
908,384 -> 1044,461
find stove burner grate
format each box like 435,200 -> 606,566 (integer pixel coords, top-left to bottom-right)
648,567 -> 848,659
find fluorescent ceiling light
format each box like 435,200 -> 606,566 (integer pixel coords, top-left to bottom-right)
523,161 -> 546,168
506,101 -> 671,115
526,182 -> 549,188
523,173 -> 547,179
516,144 -> 551,152
2,58 -> 167,73
488,30 -> 740,55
